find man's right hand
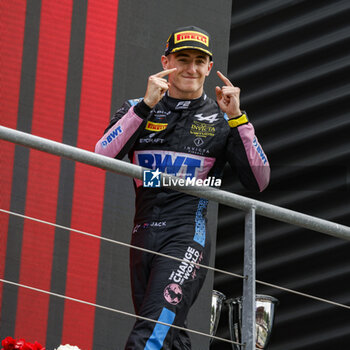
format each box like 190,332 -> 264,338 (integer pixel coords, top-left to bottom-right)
143,68 -> 177,108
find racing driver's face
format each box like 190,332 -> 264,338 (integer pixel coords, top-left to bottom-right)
161,49 -> 213,100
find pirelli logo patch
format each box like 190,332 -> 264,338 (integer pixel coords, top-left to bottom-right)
174,31 -> 209,47
145,121 -> 168,132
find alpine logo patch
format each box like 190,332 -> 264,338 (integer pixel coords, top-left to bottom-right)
194,113 -> 219,123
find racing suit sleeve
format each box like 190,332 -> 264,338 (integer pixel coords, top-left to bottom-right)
95,99 -> 151,159
225,113 -> 270,192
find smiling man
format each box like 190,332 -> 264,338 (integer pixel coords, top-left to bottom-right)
95,25 -> 270,350
160,50 -> 213,99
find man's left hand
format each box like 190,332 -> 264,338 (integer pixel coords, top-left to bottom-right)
215,71 -> 242,118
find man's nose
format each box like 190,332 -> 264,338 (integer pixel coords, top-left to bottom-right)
187,62 -> 196,74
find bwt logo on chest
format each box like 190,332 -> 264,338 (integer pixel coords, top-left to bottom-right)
136,152 -> 203,178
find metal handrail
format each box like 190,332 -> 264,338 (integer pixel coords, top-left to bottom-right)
1,125 -> 349,240
1,124 -> 349,350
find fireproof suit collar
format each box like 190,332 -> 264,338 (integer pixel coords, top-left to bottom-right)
162,92 -> 208,111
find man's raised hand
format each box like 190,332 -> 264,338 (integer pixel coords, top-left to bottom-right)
144,68 -> 177,108
215,71 -> 242,118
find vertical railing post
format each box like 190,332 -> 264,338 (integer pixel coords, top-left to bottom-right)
242,206 -> 256,350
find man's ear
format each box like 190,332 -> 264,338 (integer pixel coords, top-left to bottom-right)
161,55 -> 169,70
206,61 -> 214,77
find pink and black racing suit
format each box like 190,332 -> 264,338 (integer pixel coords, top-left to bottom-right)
95,92 -> 270,350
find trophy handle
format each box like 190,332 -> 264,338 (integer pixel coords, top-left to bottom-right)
226,298 -> 242,350
210,290 -> 226,344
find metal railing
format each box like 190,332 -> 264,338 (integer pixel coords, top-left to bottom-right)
1,125 -> 350,350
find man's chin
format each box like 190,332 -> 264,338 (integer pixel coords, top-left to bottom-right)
170,83 -> 202,98
180,84 -> 200,94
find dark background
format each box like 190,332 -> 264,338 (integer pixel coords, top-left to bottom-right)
212,1 -> 350,349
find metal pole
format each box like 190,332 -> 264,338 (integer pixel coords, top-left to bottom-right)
242,206 -> 256,350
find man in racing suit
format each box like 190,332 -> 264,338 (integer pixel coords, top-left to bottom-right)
95,26 -> 270,350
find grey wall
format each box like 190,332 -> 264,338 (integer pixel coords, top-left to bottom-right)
213,1 -> 350,349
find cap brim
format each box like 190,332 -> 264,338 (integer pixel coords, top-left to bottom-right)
168,46 -> 213,58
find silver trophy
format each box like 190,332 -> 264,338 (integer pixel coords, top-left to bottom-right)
209,290 -> 226,343
226,294 -> 278,350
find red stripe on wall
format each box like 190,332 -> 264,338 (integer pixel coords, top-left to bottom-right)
15,0 -> 73,344
0,0 -> 26,311
61,0 -> 119,348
